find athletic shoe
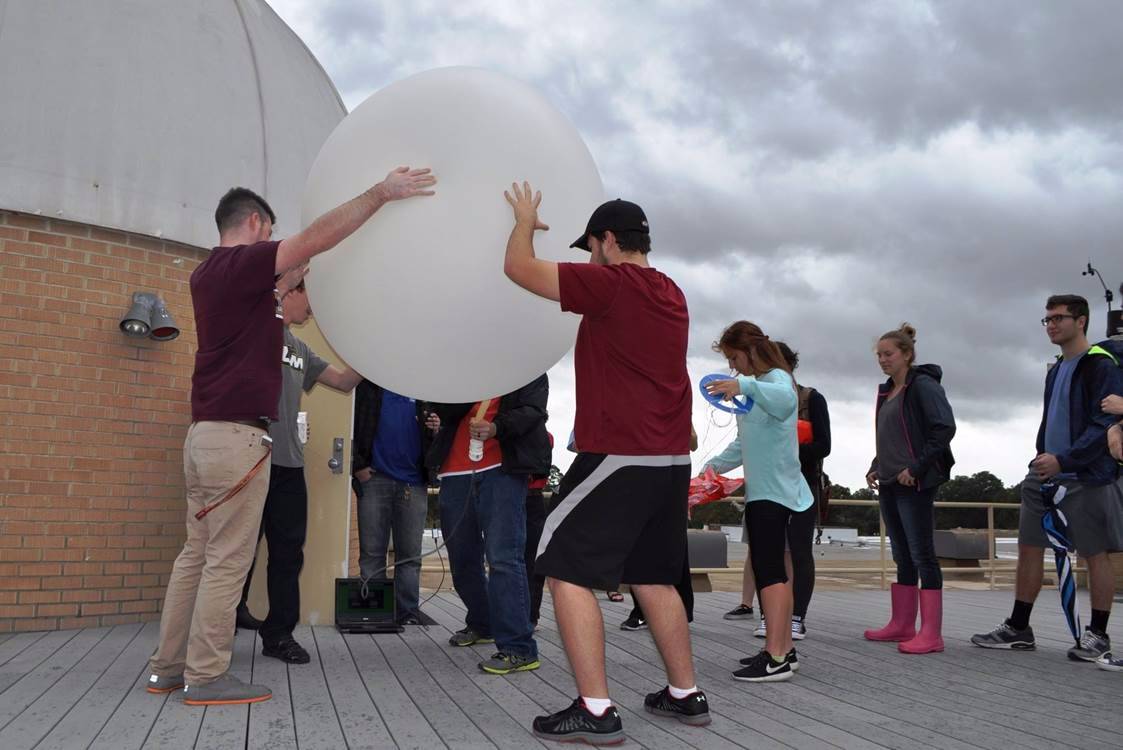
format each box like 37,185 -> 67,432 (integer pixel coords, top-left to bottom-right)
740,648 -> 798,672
532,698 -> 625,746
970,622 -> 1036,650
643,686 -> 711,726
478,652 -> 541,674
732,650 -> 792,682
620,615 -> 648,631
791,618 -> 807,640
448,628 -> 495,647
262,638 -> 310,664
1096,652 -> 1123,672
1068,628 -> 1111,662
753,617 -> 767,638
183,674 -> 271,706
146,673 -> 184,694
723,604 -> 755,620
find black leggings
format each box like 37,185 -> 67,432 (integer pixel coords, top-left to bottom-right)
746,500 -> 794,590
787,502 -> 816,618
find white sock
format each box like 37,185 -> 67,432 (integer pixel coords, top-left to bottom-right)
581,697 -> 613,716
668,684 -> 697,699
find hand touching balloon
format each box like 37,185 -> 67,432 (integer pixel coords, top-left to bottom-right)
374,166 -> 436,201
504,181 -> 550,232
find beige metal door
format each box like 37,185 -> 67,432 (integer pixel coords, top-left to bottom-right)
246,317 -> 353,625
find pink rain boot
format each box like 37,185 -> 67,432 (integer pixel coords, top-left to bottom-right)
899,588 -> 944,654
864,583 -> 918,642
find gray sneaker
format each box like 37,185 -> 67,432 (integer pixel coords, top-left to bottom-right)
448,628 -> 495,647
183,674 -> 272,706
1096,652 -> 1123,672
1068,628 -> 1110,662
478,652 -> 541,674
970,622 -> 1036,650
723,604 -> 754,621
146,673 -> 184,694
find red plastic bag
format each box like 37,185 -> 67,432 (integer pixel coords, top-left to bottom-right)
687,466 -> 744,518
797,418 -> 813,444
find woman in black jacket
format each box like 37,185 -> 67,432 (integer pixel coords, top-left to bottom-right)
864,324 -> 955,655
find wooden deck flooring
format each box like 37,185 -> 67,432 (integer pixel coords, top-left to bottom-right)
0,590 -> 1120,749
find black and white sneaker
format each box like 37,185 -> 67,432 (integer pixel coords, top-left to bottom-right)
1097,651 -> 1123,672
1068,628 -> 1110,662
643,686 -> 711,726
740,648 -> 798,672
791,617 -> 807,640
732,650 -> 793,682
620,615 -> 647,631
970,622 -> 1036,650
532,698 -> 625,745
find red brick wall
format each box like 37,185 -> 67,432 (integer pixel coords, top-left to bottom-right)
0,209 -> 205,632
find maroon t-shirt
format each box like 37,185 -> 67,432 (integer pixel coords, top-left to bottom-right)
189,241 -> 283,423
558,262 -> 691,455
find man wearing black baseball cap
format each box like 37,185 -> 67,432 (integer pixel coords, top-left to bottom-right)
502,184 -> 707,744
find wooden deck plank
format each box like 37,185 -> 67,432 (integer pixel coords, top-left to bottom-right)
372,622 -> 497,749
287,624 -> 348,750
0,627 -> 109,730
0,630 -> 79,694
1,589 -> 1118,749
247,630 -> 298,750
311,625 -> 396,750
193,626 -> 255,750
0,632 -> 48,669
35,622 -> 161,750
0,623 -> 142,750
343,632 -> 447,750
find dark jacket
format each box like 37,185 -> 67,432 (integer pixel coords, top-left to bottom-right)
797,386 -> 831,497
352,380 -> 433,480
869,364 -> 956,491
427,374 -> 550,477
1035,345 -> 1121,486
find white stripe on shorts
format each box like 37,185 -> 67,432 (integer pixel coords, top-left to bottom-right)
536,454 -> 690,560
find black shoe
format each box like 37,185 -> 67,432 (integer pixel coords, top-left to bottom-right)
740,648 -> 798,671
970,622 -> 1036,650
398,613 -> 421,626
733,650 -> 792,682
262,638 -> 310,664
235,606 -> 263,630
643,686 -> 711,726
532,699 -> 624,745
620,615 -> 647,631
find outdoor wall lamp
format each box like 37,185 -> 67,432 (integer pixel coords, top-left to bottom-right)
119,292 -> 180,341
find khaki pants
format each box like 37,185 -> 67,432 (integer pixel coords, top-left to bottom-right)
149,421 -> 271,685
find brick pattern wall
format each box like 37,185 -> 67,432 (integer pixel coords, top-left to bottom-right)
0,209 -> 205,632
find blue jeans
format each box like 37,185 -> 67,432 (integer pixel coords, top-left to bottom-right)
878,482 -> 942,589
358,474 -> 428,618
439,470 -> 536,658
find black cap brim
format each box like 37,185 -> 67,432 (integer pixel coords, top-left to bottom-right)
570,234 -> 591,251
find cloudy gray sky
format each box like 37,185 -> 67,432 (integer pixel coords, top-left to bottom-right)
273,0 -> 1123,490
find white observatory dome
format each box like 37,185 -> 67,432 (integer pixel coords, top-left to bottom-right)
0,0 -> 345,248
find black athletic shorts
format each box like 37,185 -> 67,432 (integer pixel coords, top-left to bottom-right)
534,453 -> 691,590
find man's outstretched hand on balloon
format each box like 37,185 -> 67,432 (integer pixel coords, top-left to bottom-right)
376,166 -> 437,201
504,181 -> 550,232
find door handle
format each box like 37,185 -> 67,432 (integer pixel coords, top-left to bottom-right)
328,437 -> 344,474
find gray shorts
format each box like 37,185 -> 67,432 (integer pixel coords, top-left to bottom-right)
1018,473 -> 1123,557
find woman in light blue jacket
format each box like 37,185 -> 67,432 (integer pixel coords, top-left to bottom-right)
704,321 -> 813,683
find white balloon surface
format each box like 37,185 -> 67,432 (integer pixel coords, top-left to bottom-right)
302,67 -> 603,403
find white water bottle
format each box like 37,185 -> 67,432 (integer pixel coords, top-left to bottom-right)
468,438 -> 483,462
296,411 -> 308,445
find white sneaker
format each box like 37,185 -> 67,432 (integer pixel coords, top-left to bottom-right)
753,618 -> 767,638
791,618 -> 807,640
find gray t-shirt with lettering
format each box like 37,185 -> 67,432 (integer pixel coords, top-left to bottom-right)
270,328 -> 328,468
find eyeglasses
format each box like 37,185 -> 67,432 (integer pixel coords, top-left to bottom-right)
1041,314 -> 1076,326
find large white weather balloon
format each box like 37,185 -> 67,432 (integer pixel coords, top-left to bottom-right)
301,67 -> 603,403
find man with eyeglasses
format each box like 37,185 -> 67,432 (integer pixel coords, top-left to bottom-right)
972,294 -> 1123,663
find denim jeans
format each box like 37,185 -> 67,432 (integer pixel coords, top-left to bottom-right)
358,473 -> 428,618
439,469 -> 536,658
878,482 -> 942,589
